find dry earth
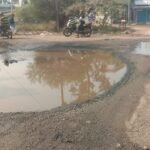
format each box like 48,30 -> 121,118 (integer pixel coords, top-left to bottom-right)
0,26 -> 150,150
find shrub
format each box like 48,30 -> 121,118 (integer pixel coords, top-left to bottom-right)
93,25 -> 123,34
16,5 -> 36,23
16,22 -> 56,32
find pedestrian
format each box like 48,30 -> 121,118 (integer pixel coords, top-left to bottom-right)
9,13 -> 16,34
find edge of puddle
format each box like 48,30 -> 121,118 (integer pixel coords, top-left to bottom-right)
0,43 -> 134,115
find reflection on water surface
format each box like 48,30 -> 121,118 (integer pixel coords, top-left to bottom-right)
135,42 -> 150,56
0,50 -> 127,112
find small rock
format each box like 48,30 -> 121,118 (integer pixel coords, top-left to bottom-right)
25,146 -> 31,150
116,143 -> 121,148
143,146 -> 150,150
49,32 -> 53,35
86,120 -> 91,124
126,31 -> 129,34
53,132 -> 63,140
40,33 -> 45,36
28,32 -> 33,35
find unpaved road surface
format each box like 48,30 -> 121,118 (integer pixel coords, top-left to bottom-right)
0,33 -> 150,150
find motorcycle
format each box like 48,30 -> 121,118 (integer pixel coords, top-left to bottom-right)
63,16 -> 92,37
0,24 -> 13,39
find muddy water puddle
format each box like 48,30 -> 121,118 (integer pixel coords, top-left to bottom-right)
0,50 -> 127,112
135,42 -> 150,56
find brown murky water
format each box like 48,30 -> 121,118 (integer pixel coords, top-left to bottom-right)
0,50 -> 127,112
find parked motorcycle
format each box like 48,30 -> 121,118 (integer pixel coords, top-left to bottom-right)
63,16 -> 92,37
0,14 -> 13,39
0,25 -> 13,39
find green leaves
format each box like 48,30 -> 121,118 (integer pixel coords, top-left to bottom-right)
16,0 -> 128,24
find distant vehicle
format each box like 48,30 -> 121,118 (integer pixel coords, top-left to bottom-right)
63,16 -> 92,37
0,13 -> 13,39
0,24 -> 13,39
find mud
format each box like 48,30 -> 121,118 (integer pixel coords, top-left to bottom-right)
0,34 -> 149,150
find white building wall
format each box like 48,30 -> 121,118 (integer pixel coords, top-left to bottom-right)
10,0 -> 29,7
18,0 -> 22,6
135,0 -> 150,5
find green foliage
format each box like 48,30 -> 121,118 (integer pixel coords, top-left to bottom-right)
64,2 -> 85,16
16,5 -> 35,22
93,25 -> 123,34
16,0 -> 128,32
17,22 -> 56,32
16,0 -> 91,23
95,0 -> 128,26
16,0 -> 56,23
30,0 -> 55,21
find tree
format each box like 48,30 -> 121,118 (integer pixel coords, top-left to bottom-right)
27,51 -> 124,104
95,0 -> 128,26
16,0 -> 128,28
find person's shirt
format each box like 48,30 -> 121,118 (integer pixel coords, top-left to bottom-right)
79,16 -> 86,25
88,12 -> 95,24
9,15 -> 15,26
84,16 -> 89,24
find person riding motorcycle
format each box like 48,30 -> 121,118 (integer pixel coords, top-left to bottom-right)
77,10 -> 86,37
76,9 -> 95,38
63,9 -> 93,37
0,13 -> 13,38
87,8 -> 95,28
0,13 -> 10,35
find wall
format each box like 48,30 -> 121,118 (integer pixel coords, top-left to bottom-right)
135,0 -> 150,5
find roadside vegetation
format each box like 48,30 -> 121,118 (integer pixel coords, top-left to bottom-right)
16,0 -> 129,33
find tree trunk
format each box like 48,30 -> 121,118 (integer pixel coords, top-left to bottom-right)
55,0 -> 60,32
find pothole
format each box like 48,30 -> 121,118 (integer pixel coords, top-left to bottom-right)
0,50 -> 127,112
134,42 -> 150,56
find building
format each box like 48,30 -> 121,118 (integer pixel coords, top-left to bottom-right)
0,0 -> 13,12
131,0 -> 150,23
12,0 -> 29,7
0,0 -> 29,12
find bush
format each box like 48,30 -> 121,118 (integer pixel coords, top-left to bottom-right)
16,2 -> 55,23
16,22 -> 56,32
93,25 -> 123,34
16,5 -> 36,23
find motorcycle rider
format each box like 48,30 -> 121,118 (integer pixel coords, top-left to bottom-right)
76,8 -> 95,38
77,10 -> 86,38
87,8 -> 95,28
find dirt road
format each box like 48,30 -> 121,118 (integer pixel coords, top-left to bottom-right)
0,33 -> 150,150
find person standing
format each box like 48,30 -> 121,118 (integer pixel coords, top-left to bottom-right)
9,13 -> 16,34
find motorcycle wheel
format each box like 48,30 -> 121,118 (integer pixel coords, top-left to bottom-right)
85,29 -> 92,37
7,31 -> 13,39
63,28 -> 72,37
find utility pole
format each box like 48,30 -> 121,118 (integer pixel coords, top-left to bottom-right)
55,0 -> 60,32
